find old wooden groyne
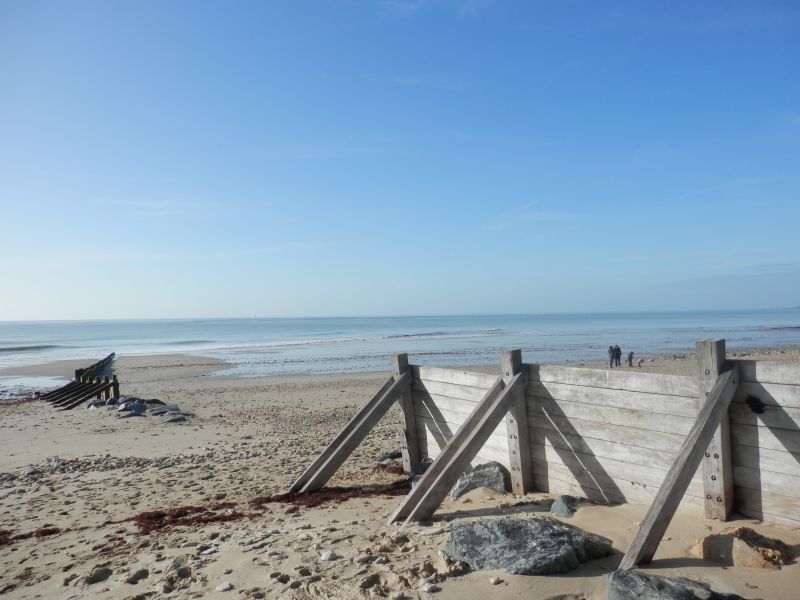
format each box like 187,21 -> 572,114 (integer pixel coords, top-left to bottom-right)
292,339 -> 800,569
39,353 -> 120,410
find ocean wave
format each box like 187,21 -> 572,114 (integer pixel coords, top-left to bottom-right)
161,340 -> 215,346
0,344 -> 62,353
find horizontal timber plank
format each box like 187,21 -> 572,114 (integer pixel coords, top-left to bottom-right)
730,423 -> 800,454
413,379 -> 489,403
733,464 -> 800,497
730,403 -> 800,430
412,366 -> 498,389
414,399 -> 509,440
733,381 -> 800,409
415,416 -> 509,453
421,439 -> 510,468
413,393 -> 484,418
528,380 -> 699,418
735,360 -> 800,386
732,444 -> 800,477
528,396 -> 697,436
529,444 -> 704,497
526,364 -> 699,397
529,414 -> 688,455
733,486 -> 800,527
530,426 -> 684,472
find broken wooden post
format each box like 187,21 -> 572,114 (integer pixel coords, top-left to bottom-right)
503,349 -> 533,495
619,365 -> 739,569
697,339 -> 733,520
94,377 -> 102,399
393,353 -> 420,474
112,375 -> 120,399
103,376 -> 111,400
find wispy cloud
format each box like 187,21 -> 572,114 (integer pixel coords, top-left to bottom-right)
485,202 -> 582,231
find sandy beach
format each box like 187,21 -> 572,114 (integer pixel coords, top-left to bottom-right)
2,351 -> 800,599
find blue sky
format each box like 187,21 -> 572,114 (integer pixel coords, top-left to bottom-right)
1,1 -> 799,319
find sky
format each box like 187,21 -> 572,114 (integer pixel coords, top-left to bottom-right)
1,0 -> 799,320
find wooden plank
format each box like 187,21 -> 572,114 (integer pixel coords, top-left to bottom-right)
526,364 -> 699,397
736,360 -> 800,386
698,339 -> 733,520
730,423 -> 800,454
620,365 -> 739,569
413,393 -> 494,421
503,349 -> 532,495
730,403 -> 800,430
412,379 -> 491,403
733,486 -> 800,527
394,355 -> 420,473
731,444 -> 800,477
531,469 -> 704,511
415,416 -> 509,453
412,365 -> 498,389
528,395 -> 697,436
390,377 -> 506,523
420,437 -> 511,468
530,416 -> 688,455
528,380 -> 700,417
529,441 -> 705,498
413,400 -> 510,444
293,373 -> 410,493
732,464 -> 800,498
400,374 -> 524,523
733,381 -> 800,409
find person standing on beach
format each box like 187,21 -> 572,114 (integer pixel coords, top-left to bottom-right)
627,350 -> 634,367
614,345 -> 622,367
608,346 -> 615,368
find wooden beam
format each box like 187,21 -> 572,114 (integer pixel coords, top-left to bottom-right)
290,372 -> 411,493
393,354 -> 421,474
697,339 -> 733,520
389,376 -> 504,524
391,373 -> 524,525
503,350 -> 533,495
619,365 -> 739,569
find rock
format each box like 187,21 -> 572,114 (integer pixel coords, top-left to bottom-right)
443,517 -> 612,575
689,527 -> 791,569
489,576 -> 502,585
608,569 -> 748,600
550,495 -> 581,518
215,581 -> 234,592
450,462 -> 510,499
376,450 -> 403,461
84,566 -> 113,584
421,582 -> 440,593
124,568 -> 149,584
319,551 -> 338,561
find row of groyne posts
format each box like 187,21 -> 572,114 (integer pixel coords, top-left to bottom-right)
37,353 -> 120,410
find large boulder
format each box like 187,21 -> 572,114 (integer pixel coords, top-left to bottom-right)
450,462 -> 510,499
689,527 -> 791,569
443,517 -> 612,575
608,570 -> 748,600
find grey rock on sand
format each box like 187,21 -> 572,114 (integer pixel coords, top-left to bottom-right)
607,570 -> 749,600
450,461 -> 510,499
549,495 -> 581,518
444,517 -> 612,575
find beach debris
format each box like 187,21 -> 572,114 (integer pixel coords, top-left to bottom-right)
689,527 -> 792,569
443,517 -> 612,575
83,565 -> 113,585
377,450 -> 403,462
319,550 -> 339,561
124,568 -> 149,584
549,495 -> 581,518
607,569 -> 749,600
250,479 -> 411,512
450,461 -> 510,499
215,581 -> 234,592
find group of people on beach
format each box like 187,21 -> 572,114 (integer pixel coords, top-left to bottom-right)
608,345 -> 639,368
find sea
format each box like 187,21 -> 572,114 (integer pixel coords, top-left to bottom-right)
1,310 -> 800,395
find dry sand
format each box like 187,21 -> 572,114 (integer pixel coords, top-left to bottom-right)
1,351 -> 800,599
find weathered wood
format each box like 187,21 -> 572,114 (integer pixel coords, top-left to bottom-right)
732,464 -> 800,497
528,395 -> 698,436
413,412 -> 509,450
412,378 -> 492,403
730,423 -> 800,454
112,375 -> 120,399
411,365 -> 498,389
734,485 -> 800,527
503,350 -> 532,495
527,380 -> 700,417
736,360 -> 800,385
392,374 -> 524,524
527,364 -> 699,397
390,376 -> 504,523
394,355 -> 420,474
732,444 -> 800,477
413,391 -> 509,425
620,366 -> 739,569
729,402 -> 800,430
698,339 -> 733,520
418,431 -> 511,467
288,373 -> 408,493
733,381 -> 800,409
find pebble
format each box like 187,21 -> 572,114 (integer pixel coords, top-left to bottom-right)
490,576 -> 503,585
215,581 -> 234,592
421,582 -> 440,593
319,551 -> 338,561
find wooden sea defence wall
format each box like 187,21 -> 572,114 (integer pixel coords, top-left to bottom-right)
407,345 -> 800,527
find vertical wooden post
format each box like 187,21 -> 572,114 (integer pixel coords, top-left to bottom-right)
103,376 -> 110,400
393,353 -> 420,474
503,349 -> 533,496
74,369 -> 82,381
697,339 -> 733,520
112,375 -> 120,400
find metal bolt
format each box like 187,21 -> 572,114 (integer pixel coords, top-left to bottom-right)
711,475 -> 717,481
706,494 -> 712,499
714,453 -> 719,459
705,369 -> 710,375
705,452 -> 710,457
716,496 -> 722,502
